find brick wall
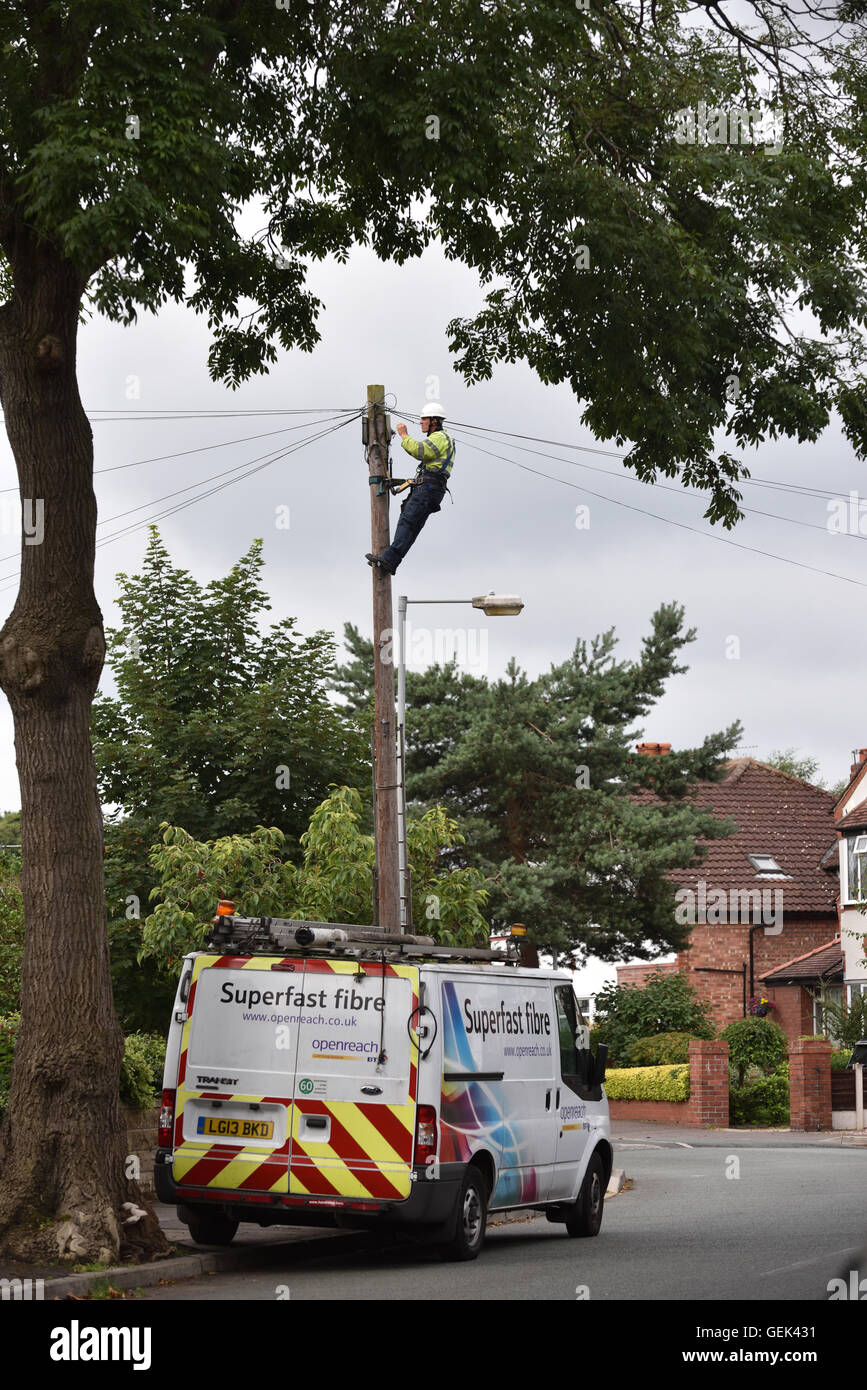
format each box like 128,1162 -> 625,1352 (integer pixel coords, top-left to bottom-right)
761,983 -> 813,1043
615,961 -> 678,988
124,1106 -> 159,1198
788,1038 -> 831,1131
672,918 -> 834,1041
608,1039 -> 730,1128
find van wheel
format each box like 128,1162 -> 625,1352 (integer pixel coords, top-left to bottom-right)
185,1209 -> 239,1246
439,1165 -> 488,1262
565,1152 -> 605,1238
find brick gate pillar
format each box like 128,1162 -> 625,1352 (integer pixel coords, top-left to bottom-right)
788,1038 -> 832,1131
688,1039 -> 729,1128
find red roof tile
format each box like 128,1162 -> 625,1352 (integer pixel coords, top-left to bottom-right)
663,758 -> 838,916
759,937 -> 843,982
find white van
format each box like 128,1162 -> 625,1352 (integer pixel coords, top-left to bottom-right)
154,909 -> 611,1261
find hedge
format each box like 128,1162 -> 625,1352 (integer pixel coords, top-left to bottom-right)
604,1063 -> 690,1103
729,1071 -> 789,1127
626,1031 -> 704,1066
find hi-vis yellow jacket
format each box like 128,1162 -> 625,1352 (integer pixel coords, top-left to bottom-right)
401,428 -> 456,480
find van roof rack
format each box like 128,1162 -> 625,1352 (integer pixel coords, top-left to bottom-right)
205,909 -> 520,965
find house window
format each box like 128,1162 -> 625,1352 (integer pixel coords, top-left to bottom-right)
747,853 -> 785,877
845,835 -> 867,902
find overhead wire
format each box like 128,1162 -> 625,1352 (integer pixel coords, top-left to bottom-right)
453,431 -> 867,591
0,412 -> 358,596
0,406 -> 361,422
399,410 -> 851,505
1,397 -> 862,597
444,423 -> 864,542
0,412 -> 357,566
0,412 -> 359,496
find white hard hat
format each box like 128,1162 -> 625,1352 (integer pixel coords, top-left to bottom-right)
419,402 -> 445,418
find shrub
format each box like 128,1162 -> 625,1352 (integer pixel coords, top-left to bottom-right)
593,971 -> 715,1066
604,1063 -> 690,1103
0,1011 -> 20,1119
729,1073 -> 789,1127
815,990 -> 867,1048
118,1032 -> 166,1111
721,1016 -> 788,1087
0,856 -> 24,1016
626,1031 -> 703,1066
831,1048 -> 853,1071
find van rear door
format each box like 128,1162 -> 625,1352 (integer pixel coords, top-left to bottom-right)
173,954 -> 299,1197
172,954 -> 419,1205
288,959 -> 419,1202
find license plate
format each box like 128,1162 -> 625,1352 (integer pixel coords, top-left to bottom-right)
197,1116 -> 275,1141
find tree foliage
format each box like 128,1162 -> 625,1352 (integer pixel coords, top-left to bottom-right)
592,970 -> 716,1065
763,748 -> 822,784
341,606 -> 741,961
721,1015 -> 789,1087
1,0 -> 865,1266
0,6 -> 863,514
140,785 -> 490,973
93,527 -> 369,912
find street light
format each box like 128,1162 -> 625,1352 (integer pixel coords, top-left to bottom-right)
471,594 -> 525,617
396,592 -> 525,931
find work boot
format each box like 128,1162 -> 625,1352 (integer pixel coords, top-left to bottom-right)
365,552 -> 395,575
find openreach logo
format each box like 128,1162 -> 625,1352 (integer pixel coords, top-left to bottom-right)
675,881 -> 783,934
673,101 -> 783,154
49,1320 -> 151,1371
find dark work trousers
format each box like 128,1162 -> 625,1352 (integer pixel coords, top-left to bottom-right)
379,477 -> 447,571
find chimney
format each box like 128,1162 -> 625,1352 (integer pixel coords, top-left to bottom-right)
850,748 -> 867,779
636,742 -> 672,756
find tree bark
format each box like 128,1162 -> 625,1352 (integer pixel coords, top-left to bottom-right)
0,236 -> 167,1262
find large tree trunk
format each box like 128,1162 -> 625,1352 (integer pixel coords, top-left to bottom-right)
0,238 -> 167,1262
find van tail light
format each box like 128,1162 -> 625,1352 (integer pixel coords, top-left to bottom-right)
415,1105 -> 438,1166
158,1089 -> 176,1148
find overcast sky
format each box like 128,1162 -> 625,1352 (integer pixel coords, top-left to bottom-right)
0,239 -> 862,999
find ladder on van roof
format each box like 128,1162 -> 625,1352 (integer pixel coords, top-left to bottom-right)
206,903 -> 521,965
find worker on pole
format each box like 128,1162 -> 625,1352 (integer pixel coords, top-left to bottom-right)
366,403 -> 454,574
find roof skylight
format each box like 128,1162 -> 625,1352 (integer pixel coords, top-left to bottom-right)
748,853 -> 785,876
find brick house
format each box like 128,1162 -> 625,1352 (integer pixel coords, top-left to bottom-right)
832,747 -> 867,1011
617,753 -> 839,1042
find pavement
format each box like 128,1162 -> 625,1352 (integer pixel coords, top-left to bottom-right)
611,1119 -> 867,1148
13,1121 -> 863,1299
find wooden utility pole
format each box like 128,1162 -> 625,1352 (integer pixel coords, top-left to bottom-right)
367,383 -> 400,931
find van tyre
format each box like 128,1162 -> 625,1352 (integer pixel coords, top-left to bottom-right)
185,1209 -> 239,1246
565,1151 -> 605,1238
439,1165 -> 488,1261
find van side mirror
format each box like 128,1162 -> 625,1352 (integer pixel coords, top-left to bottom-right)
591,1042 -> 608,1086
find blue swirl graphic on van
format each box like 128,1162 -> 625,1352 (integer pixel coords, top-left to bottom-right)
440,982 -> 539,1202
